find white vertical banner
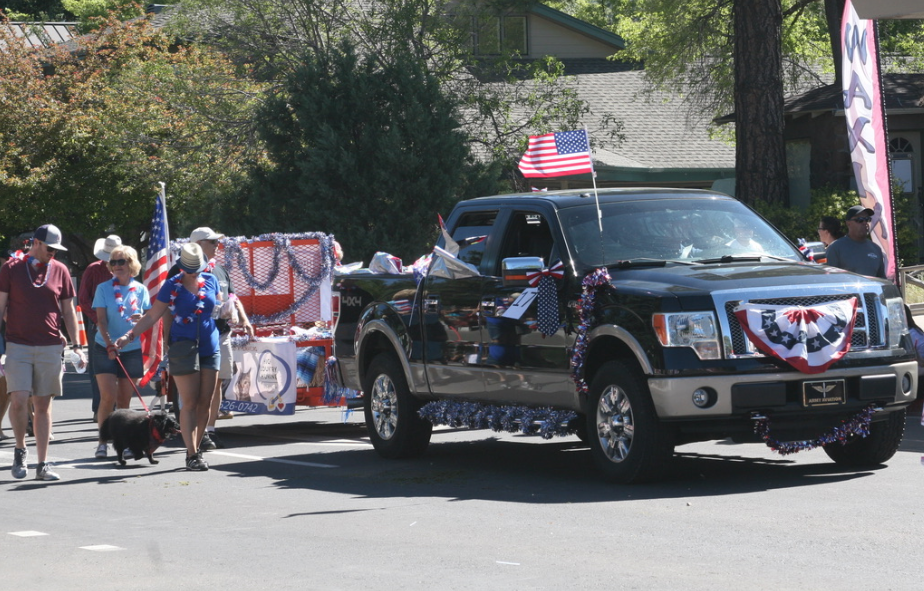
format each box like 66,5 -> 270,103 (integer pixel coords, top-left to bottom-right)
842,1 -> 896,281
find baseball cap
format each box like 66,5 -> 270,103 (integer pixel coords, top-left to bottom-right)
33,224 -> 68,251
846,205 -> 874,221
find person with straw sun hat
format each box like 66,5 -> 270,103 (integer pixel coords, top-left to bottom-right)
115,242 -> 221,471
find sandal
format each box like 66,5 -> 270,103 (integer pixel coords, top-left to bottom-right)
185,452 -> 209,471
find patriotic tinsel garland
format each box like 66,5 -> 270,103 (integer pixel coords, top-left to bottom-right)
172,232 -> 336,325
753,404 -> 876,455
418,400 -> 577,439
570,268 -> 612,396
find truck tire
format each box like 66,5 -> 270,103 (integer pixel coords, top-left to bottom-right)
586,360 -> 674,483
363,353 -> 432,459
822,408 -> 906,467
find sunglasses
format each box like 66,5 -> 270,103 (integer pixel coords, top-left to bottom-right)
850,216 -> 871,223
109,259 -> 128,266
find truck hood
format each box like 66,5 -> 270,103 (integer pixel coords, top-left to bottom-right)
601,261 -> 892,298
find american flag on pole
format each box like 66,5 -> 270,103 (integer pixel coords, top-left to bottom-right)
139,182 -> 171,387
518,130 -> 594,178
733,298 -> 857,374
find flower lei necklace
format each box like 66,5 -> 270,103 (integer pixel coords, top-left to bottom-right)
112,278 -> 138,321
26,256 -> 49,288
168,274 -> 206,324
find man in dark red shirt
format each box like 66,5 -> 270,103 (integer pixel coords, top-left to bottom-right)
78,235 -> 119,419
0,224 -> 85,481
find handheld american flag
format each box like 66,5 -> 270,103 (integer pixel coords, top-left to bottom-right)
139,183 -> 171,387
518,130 -> 594,178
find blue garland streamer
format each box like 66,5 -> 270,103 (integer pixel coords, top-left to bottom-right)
570,268 -> 612,396
753,404 -> 876,455
418,400 -> 576,439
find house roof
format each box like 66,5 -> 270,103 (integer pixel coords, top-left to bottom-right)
782,72 -> 924,115
559,59 -> 735,181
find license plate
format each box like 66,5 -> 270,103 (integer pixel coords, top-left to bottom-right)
802,379 -> 846,407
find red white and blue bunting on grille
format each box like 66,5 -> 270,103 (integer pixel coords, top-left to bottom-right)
733,298 -> 857,374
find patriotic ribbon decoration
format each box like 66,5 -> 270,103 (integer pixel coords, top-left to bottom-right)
733,298 -> 857,374
526,261 -> 564,287
528,262 -> 564,337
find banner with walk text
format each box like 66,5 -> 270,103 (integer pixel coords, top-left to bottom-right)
222,337 -> 297,415
842,1 -> 896,281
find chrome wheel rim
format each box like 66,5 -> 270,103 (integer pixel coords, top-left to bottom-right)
596,384 -> 634,463
371,373 -> 399,440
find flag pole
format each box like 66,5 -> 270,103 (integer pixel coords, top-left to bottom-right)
586,128 -> 602,233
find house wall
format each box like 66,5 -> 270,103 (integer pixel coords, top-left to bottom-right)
783,113 -> 853,191
529,15 -> 616,59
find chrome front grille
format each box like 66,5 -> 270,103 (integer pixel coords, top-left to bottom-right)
723,292 -> 878,357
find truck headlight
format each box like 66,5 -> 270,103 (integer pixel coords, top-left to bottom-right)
886,297 -> 907,348
653,312 -> 721,360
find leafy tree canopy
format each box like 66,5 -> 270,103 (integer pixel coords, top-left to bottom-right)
0,14 -> 264,263
1,0 -> 71,20
170,0 -> 622,188
547,0 -> 924,123
232,41 -> 490,263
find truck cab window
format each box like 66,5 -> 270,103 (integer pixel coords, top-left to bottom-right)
448,211 -> 497,268
496,212 -> 556,273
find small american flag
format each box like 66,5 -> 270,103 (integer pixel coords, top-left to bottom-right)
139,183 -> 171,387
518,130 -> 594,178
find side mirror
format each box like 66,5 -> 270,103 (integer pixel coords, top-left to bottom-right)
502,256 -> 544,288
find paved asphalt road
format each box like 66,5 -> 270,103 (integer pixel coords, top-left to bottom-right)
2,370 -> 924,590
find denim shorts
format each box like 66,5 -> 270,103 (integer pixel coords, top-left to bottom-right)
93,344 -> 143,378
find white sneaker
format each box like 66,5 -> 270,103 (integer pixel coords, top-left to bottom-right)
122,448 -> 133,462
95,443 -> 108,459
35,462 -> 60,481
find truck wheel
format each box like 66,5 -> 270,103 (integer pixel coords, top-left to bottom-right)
822,408 -> 906,467
362,353 -> 432,459
586,361 -> 674,483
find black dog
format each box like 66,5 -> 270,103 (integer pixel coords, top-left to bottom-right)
100,410 -> 181,466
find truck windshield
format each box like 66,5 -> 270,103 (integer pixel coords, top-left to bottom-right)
560,198 -> 803,268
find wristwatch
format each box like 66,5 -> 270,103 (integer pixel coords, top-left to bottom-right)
71,344 -> 81,351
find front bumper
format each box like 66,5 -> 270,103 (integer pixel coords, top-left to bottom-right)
648,360 -> 918,419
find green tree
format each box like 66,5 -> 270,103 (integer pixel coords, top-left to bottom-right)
240,42 -> 480,263
0,14 -> 263,262
60,0 -> 142,27
1,0 -> 71,20
170,0 -> 621,190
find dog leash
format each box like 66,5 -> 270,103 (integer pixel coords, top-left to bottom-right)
114,353 -> 151,414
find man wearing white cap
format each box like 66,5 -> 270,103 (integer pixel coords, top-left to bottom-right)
78,234 -> 121,420
0,224 -> 86,481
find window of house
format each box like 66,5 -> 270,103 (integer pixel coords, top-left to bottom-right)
890,136 -> 915,193
472,15 -> 527,55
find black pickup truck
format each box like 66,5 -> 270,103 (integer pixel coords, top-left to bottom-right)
334,188 -> 917,483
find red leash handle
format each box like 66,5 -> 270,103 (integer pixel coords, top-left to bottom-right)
114,353 -> 151,414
